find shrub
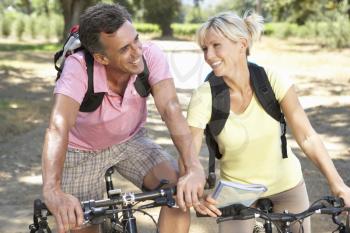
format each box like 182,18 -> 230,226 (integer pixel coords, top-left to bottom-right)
1,18 -> 11,37
16,17 -> 26,40
265,22 -> 299,39
29,16 -> 37,39
134,23 -> 161,34
171,23 -> 200,37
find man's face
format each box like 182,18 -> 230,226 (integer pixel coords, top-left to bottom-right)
98,20 -> 144,75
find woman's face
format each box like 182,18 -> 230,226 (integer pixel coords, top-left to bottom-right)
201,28 -> 245,78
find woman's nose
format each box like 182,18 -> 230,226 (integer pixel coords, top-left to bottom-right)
205,47 -> 215,62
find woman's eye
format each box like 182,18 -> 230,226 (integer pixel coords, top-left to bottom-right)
201,47 -> 208,52
213,43 -> 220,48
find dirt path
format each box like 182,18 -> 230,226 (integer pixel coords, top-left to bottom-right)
0,38 -> 349,233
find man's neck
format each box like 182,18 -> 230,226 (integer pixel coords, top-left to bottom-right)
105,67 -> 131,96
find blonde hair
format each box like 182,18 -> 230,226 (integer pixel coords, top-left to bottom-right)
196,11 -> 264,55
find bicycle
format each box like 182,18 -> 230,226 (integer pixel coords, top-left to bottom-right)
29,167 -> 177,233
197,196 -> 350,233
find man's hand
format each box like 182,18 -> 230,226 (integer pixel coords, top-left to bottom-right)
43,189 -> 84,233
176,164 -> 206,212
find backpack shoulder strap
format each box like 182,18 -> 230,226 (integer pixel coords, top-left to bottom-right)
206,72 -> 230,136
204,72 -> 230,189
248,62 -> 287,158
134,56 -> 151,97
79,51 -> 105,112
248,62 -> 280,121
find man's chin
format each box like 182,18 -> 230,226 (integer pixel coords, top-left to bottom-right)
131,64 -> 144,75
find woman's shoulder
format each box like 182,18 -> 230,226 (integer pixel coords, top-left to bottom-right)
259,65 -> 294,101
194,81 -> 211,93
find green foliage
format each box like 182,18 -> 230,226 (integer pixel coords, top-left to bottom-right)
1,11 -> 17,37
311,16 -> 350,48
143,0 -> 181,36
186,7 -> 203,23
53,14 -> 64,39
264,23 -> 299,39
214,0 -> 256,15
264,0 -> 350,25
1,17 -> 12,37
16,16 -> 26,40
171,23 -> 200,37
134,23 -> 160,34
29,16 -> 37,39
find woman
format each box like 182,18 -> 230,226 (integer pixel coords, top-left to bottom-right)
186,11 -> 350,233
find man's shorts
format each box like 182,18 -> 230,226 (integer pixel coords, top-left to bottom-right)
61,128 -> 175,201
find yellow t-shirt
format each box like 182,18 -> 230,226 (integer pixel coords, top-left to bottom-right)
187,69 -> 303,196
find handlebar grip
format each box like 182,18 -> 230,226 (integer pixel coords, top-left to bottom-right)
195,212 -> 209,217
195,204 -> 247,218
34,199 -> 43,216
220,203 -> 247,217
320,208 -> 343,215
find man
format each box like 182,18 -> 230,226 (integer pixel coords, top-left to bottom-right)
42,3 -> 205,233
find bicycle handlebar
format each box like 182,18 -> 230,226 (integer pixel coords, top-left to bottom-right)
83,186 -> 176,208
217,196 -> 349,221
29,186 -> 177,233
196,196 -> 350,233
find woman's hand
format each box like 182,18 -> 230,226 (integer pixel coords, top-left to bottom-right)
194,195 -> 222,217
332,183 -> 350,207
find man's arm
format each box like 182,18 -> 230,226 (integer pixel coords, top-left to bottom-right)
42,94 -> 84,232
151,79 -> 206,211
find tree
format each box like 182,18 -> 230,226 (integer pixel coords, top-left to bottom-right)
264,0 -> 349,25
58,0 -> 98,39
214,0 -> 256,15
142,0 -> 181,37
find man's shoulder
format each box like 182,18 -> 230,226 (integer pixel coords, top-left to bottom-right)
63,51 -> 87,70
142,41 -> 165,61
142,41 -> 158,51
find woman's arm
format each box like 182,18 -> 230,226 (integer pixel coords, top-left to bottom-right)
281,86 -> 350,206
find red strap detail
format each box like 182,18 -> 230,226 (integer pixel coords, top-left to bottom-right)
70,25 -> 79,33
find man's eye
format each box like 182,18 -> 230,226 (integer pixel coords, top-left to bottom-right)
120,46 -> 129,53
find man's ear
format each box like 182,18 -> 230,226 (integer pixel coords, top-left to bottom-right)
93,53 -> 109,65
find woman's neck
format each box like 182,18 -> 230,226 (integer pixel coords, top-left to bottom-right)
223,62 -> 250,93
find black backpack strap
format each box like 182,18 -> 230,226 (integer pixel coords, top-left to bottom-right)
248,62 -> 288,158
204,73 -> 230,189
79,51 -> 105,112
134,56 -> 151,97
206,73 -> 230,137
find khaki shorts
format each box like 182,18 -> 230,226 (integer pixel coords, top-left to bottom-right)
61,128 -> 175,201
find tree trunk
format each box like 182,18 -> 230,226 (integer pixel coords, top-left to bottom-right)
255,0 -> 262,15
21,0 -> 33,14
161,24 -> 173,37
59,0 -> 96,41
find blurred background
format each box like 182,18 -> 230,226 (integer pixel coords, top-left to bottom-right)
0,1 -> 349,232
0,0 -> 349,48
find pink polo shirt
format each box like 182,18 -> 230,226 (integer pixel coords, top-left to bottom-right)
54,42 -> 172,150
